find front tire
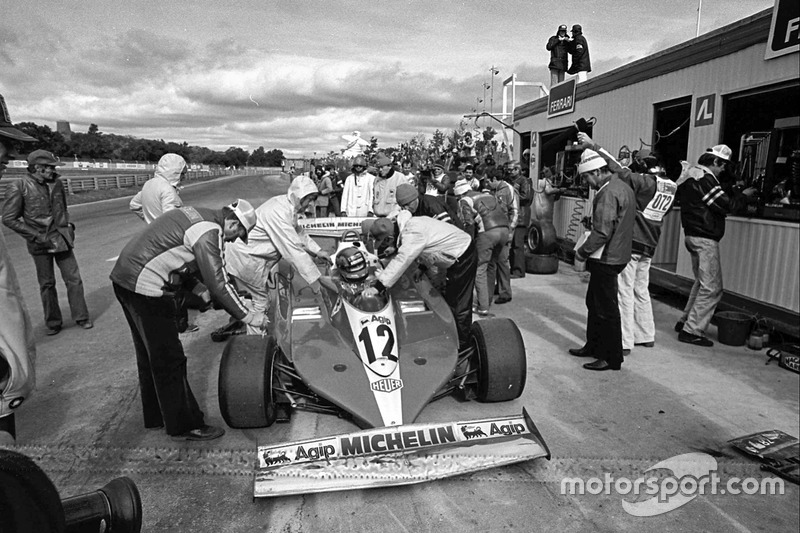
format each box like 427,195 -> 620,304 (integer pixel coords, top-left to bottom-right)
471,318 -> 527,402
218,335 -> 278,428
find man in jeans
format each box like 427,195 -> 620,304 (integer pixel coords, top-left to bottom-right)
675,145 -> 756,346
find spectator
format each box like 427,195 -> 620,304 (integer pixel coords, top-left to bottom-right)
567,24 -> 592,83
546,24 -> 570,87
0,94 -> 37,445
223,176 -> 336,336
485,169 -> 517,305
401,160 -> 417,187
580,133 -> 678,353
2,150 -> 92,336
617,145 -> 632,169
675,145 -> 756,346
507,161 -> 532,278
316,166 -> 333,218
455,178 -> 509,317
424,162 -> 452,197
129,153 -> 197,333
110,199 -> 260,441
129,153 -> 187,223
372,152 -> 406,218
340,156 -> 375,217
569,149 -> 635,371
463,164 -> 481,191
327,164 -> 344,217
364,213 -> 476,350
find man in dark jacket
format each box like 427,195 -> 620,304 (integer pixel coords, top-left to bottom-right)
569,149 -> 635,371
546,24 -> 570,87
2,150 -> 92,335
567,24 -> 592,82
508,161 -> 532,278
110,199 -> 261,441
675,146 -> 756,346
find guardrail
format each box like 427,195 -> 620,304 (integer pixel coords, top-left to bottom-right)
0,167 -> 283,200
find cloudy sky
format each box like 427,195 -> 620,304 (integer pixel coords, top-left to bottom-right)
1,0 -> 774,158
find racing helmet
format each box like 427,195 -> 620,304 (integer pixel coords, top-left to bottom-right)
336,246 -> 369,282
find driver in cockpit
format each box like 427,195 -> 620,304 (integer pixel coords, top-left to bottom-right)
331,246 -> 387,312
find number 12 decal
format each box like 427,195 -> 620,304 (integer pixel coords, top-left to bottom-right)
358,324 -> 397,364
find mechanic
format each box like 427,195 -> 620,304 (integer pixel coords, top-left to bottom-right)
129,153 -> 187,223
569,149 -> 635,371
340,156 -> 375,217
485,169 -> 517,305
507,161 -> 532,279
110,199 -> 261,441
2,150 -> 93,336
0,94 -> 38,445
363,212 -> 476,350
372,152 -> 406,218
223,176 -> 338,335
578,133 -> 677,354
395,182 -> 461,228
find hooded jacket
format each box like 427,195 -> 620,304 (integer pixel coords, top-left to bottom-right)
341,170 -> 375,217
130,153 -> 186,224
372,168 -> 406,218
224,176 -> 323,287
0,231 -> 36,419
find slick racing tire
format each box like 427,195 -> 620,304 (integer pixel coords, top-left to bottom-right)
526,220 -> 558,254
470,318 -> 527,402
218,335 -> 278,428
525,253 -> 559,275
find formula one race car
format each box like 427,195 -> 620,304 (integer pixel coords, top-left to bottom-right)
217,217 -> 549,497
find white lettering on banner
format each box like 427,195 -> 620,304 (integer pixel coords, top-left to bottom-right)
549,95 -> 573,114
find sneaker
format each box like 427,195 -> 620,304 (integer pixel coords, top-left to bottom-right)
170,425 -> 225,441
674,320 -> 685,333
77,320 -> 93,330
46,326 -> 61,336
678,331 -> 714,347
474,307 -> 491,317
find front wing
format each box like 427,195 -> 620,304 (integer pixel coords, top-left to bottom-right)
254,408 -> 550,497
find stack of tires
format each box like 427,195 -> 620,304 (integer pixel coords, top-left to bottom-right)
525,220 -> 559,274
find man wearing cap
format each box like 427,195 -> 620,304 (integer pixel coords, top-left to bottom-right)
674,145 -> 756,347
372,152 -> 406,218
567,24 -> 591,83
364,213 -> 476,350
110,199 -> 261,441
0,94 -> 38,444
223,176 -> 336,336
569,148 -> 635,371
2,149 -> 93,335
424,162 -> 452,197
341,156 -> 375,217
485,169 -> 517,305
546,24 -> 570,87
507,161 -> 532,279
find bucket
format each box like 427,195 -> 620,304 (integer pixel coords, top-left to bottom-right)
715,311 -> 752,346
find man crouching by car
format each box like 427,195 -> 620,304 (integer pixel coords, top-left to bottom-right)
363,212 -> 477,351
110,200 -> 263,441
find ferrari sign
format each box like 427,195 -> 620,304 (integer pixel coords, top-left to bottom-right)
765,0 -> 800,60
547,78 -> 576,118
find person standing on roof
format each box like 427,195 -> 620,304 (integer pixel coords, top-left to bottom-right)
567,24 -> 591,83
224,176 -> 337,334
340,156 -> 375,217
129,153 -> 188,223
110,199 -> 260,441
546,24 -> 570,87
364,213 -> 476,350
372,152 -> 406,218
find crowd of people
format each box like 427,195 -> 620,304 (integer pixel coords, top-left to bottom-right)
0,83 -> 758,445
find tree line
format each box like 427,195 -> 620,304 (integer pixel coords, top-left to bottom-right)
13,122 -> 285,168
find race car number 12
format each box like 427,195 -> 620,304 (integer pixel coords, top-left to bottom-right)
358,325 -> 397,364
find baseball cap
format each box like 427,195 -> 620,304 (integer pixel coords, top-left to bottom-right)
0,94 -> 37,143
571,24 -> 582,32
368,218 -> 395,240
228,199 -> 256,243
706,145 -> 732,161
558,25 -> 568,31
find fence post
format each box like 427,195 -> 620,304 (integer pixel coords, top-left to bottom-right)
115,175 -> 121,188
66,178 -> 74,195
93,176 -> 99,190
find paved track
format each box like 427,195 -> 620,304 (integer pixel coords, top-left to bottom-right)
2,173 -> 798,532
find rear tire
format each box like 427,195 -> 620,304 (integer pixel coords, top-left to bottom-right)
526,253 -> 559,274
470,318 -> 527,402
218,335 -> 278,428
527,220 -> 557,254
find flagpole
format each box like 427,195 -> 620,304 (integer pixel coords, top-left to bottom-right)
696,0 -> 702,37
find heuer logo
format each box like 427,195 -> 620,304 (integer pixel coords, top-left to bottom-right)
371,378 -> 403,393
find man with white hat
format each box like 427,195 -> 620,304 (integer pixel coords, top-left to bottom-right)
568,148 -> 635,371
674,145 -> 756,346
110,199 -> 260,441
2,149 -> 93,335
0,93 -> 37,444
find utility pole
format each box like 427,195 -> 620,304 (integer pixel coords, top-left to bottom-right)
489,66 -> 499,114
